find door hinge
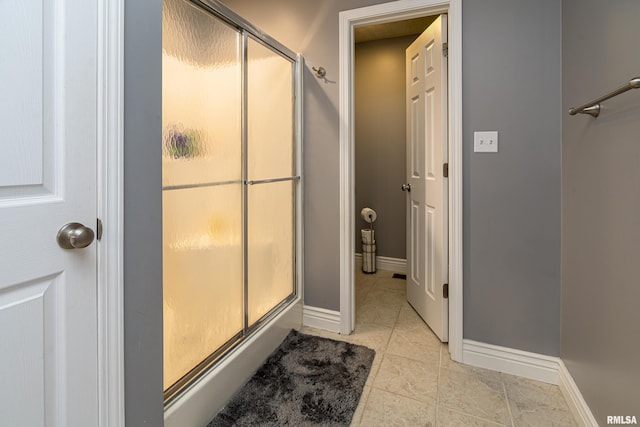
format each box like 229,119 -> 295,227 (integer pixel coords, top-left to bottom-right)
443,42 -> 449,58
443,162 -> 449,178
97,218 -> 103,241
443,283 -> 449,298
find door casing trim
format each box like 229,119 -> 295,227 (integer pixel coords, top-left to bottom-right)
97,0 -> 125,425
338,0 -> 463,362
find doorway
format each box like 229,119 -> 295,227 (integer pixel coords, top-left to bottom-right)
353,15 -> 440,332
354,18 -> 435,271
338,0 -> 463,362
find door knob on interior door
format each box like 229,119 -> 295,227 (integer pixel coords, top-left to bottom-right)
401,183 -> 411,192
57,222 -> 95,249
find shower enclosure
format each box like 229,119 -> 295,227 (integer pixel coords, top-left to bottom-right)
162,0 -> 303,418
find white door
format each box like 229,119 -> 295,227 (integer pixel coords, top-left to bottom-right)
0,1 -> 99,425
405,15 -> 449,342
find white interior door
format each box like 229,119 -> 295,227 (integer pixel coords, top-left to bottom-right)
405,15 -> 449,342
0,1 -> 99,425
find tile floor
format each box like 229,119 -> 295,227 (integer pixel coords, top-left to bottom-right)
301,269 -> 577,427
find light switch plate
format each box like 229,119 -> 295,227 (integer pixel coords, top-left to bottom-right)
474,131 -> 498,152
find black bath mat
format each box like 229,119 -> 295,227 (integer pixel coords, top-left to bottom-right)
208,330 -> 375,426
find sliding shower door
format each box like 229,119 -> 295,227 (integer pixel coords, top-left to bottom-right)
246,37 -> 296,326
162,0 -> 300,402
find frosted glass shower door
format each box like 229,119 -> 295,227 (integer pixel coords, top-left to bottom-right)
162,0 -> 243,391
162,0 -> 300,402
246,38 -> 296,326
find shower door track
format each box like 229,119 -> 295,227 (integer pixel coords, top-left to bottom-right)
163,294 -> 296,404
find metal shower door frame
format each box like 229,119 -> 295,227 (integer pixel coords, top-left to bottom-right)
163,0 -> 304,406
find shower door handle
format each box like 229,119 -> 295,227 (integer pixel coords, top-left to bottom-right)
401,183 -> 411,192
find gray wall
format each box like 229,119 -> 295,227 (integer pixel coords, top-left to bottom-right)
124,0 -> 164,424
222,0 -> 394,311
224,0 -> 564,355
462,0 -> 562,355
355,36 -> 415,260
562,0 -> 640,421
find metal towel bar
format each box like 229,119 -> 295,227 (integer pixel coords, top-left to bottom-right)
569,77 -> 640,118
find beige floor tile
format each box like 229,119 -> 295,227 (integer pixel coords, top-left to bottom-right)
366,286 -> 407,307
370,269 -> 394,279
395,304 -> 438,334
503,375 -> 577,427
356,269 -> 391,284
348,269 -> 579,427
356,273 -> 378,288
440,353 -> 501,379
364,351 -> 383,389
437,405 -> 509,426
355,289 -> 372,311
359,388 -> 436,427
350,385 -> 371,426
374,276 -> 406,292
356,297 -> 403,328
386,323 -> 442,363
439,345 -> 455,366
438,365 -> 512,425
439,348 -> 464,372
372,353 -> 439,403
341,322 -> 393,352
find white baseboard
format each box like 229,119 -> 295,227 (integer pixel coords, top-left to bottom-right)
302,305 -> 341,333
354,253 -> 406,274
558,360 -> 598,427
462,339 -> 559,384
462,340 -> 597,426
